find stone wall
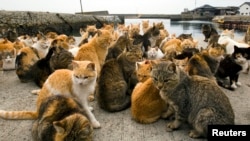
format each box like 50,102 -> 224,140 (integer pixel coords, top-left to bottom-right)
0,10 -> 122,36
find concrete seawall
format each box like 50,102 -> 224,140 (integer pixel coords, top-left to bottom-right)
0,11 -> 122,36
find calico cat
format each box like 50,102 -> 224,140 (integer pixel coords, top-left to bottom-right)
97,41 -> 143,112
201,24 -> 218,42
215,46 -> 249,90
75,29 -> 113,77
150,60 -> 235,138
0,60 -> 101,129
31,95 -> 93,141
131,60 -> 173,124
15,46 -> 40,82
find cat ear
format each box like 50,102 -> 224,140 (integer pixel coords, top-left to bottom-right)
72,60 -> 79,68
168,62 -> 177,73
53,121 -> 65,134
87,62 -> 96,71
96,29 -> 102,36
149,60 -> 158,68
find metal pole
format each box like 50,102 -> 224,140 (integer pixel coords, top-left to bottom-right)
80,0 -> 83,13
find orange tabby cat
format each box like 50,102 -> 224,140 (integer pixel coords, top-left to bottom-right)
131,60 -> 173,124
0,60 -> 101,129
75,29 -> 113,77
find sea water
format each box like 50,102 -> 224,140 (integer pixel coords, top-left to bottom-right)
124,18 -> 246,48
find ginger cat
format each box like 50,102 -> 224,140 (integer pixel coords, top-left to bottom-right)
75,29 -> 113,77
0,60 -> 101,129
131,60 -> 173,124
141,20 -> 151,34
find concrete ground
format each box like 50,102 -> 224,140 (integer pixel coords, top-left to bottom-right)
1,61 -> 250,141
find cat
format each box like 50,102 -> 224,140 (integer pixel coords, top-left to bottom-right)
132,25 -> 160,58
128,23 -> 141,38
215,46 -> 249,90
96,41 -> 143,112
1,48 -> 16,70
141,20 -> 151,34
30,46 -> 73,87
31,33 -> 51,59
172,57 -> 189,70
147,46 -> 165,60
105,32 -> 130,61
218,31 -> 249,54
150,60 -> 235,138
180,38 -> 198,49
31,95 -> 93,141
177,33 -> 193,41
201,24 -> 218,42
75,29 -> 113,77
0,60 -> 101,129
186,47 -> 224,80
131,60 -> 173,124
85,24 -> 98,38
15,46 -> 40,82
244,25 -> 250,45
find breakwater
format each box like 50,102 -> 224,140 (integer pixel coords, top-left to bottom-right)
0,11 -> 122,36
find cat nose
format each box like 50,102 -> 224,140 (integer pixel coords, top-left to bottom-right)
157,84 -> 163,89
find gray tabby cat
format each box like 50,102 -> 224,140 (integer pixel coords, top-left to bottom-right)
150,60 -> 235,138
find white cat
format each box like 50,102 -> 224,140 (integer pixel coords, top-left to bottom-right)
147,47 -> 165,60
31,36 -> 50,58
218,35 -> 249,54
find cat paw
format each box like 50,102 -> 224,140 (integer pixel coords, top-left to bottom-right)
92,121 -> 101,129
166,120 -> 181,131
231,83 -> 237,89
189,130 -> 202,138
88,95 -> 95,102
89,106 -> 94,112
236,82 -> 242,86
31,89 -> 41,95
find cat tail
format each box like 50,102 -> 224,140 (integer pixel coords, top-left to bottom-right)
0,110 -> 37,120
45,46 -> 56,61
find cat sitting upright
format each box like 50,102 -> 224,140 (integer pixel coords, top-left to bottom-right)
201,24 -> 218,42
150,60 -> 235,138
131,60 -> 173,124
215,45 -> 249,90
97,41 -> 143,112
75,29 -> 113,77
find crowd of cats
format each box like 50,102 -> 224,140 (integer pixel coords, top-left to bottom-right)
0,19 -> 250,140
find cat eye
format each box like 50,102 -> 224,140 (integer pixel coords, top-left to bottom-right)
83,76 -> 89,79
152,77 -> 158,81
164,79 -> 169,83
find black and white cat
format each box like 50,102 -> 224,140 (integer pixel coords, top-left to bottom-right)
215,46 -> 249,90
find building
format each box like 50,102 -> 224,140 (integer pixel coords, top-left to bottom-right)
239,2 -> 250,15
